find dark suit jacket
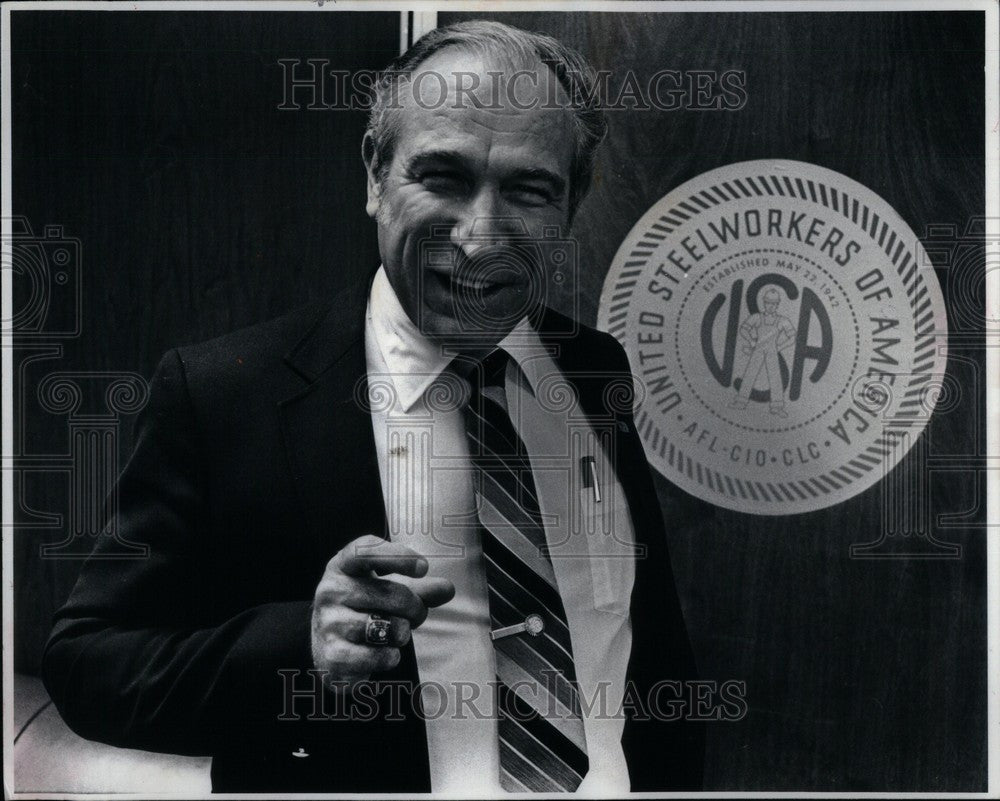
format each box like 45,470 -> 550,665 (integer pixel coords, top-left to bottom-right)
42,276 -> 704,792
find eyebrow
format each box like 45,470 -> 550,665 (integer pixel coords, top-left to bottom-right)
405,150 -> 566,196
405,150 -> 472,175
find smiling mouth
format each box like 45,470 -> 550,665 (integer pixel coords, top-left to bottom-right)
428,268 -> 513,296
449,273 -> 504,292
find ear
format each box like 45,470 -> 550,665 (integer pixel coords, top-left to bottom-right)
361,131 -> 381,219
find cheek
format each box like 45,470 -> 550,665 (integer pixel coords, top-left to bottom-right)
387,183 -> 450,235
380,190 -> 452,305
530,209 -> 570,238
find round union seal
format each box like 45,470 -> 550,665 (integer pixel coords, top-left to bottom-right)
597,160 -> 948,515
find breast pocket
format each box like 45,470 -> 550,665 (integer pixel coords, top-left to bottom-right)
576,478 -> 637,618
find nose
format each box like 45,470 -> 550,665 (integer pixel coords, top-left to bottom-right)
449,189 -> 523,258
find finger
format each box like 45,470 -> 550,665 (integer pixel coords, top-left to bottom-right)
370,645 -> 403,673
334,537 -> 429,579
342,576 -> 428,624
317,639 -> 402,677
322,607 -> 412,648
410,577 -> 456,610
363,614 -> 411,648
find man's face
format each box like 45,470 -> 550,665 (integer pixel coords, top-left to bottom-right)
364,48 -> 575,344
764,299 -> 779,314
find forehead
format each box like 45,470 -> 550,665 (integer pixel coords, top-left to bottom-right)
391,47 -> 575,173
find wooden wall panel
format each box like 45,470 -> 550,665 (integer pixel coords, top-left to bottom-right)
11,9 -> 987,791
11,9 -> 397,674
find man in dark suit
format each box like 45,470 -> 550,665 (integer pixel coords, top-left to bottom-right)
43,20 -> 703,793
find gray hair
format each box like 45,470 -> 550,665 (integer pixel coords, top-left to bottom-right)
364,20 -> 608,217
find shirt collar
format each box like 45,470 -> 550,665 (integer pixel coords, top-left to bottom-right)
367,266 -> 556,412
497,319 -> 554,398
368,266 -> 453,412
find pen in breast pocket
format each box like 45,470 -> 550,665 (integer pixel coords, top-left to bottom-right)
580,456 -> 601,503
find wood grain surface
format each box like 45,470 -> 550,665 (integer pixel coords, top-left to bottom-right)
11,9 -> 988,791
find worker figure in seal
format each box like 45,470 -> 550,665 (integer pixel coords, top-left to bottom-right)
729,287 -> 796,418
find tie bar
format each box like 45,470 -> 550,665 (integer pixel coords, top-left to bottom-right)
491,613 -> 545,641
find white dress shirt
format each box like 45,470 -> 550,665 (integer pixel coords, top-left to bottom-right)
364,267 -> 637,796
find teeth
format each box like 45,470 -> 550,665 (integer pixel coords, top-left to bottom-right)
450,276 -> 492,291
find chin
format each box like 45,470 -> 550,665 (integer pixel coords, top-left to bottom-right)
419,306 -> 514,345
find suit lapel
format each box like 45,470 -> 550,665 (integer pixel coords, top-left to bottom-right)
537,314 -> 655,561
538,318 -> 703,788
277,275 -> 431,786
278,276 -> 387,550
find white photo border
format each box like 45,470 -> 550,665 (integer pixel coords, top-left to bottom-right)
2,1 -> 996,798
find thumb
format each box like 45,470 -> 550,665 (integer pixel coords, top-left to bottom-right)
411,576 -> 456,609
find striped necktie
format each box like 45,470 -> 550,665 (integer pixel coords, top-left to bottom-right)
463,348 -> 589,792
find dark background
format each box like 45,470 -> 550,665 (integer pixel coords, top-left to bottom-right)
10,9 -> 987,791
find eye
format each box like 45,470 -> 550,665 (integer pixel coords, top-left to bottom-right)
506,185 -> 553,206
421,171 -> 467,194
